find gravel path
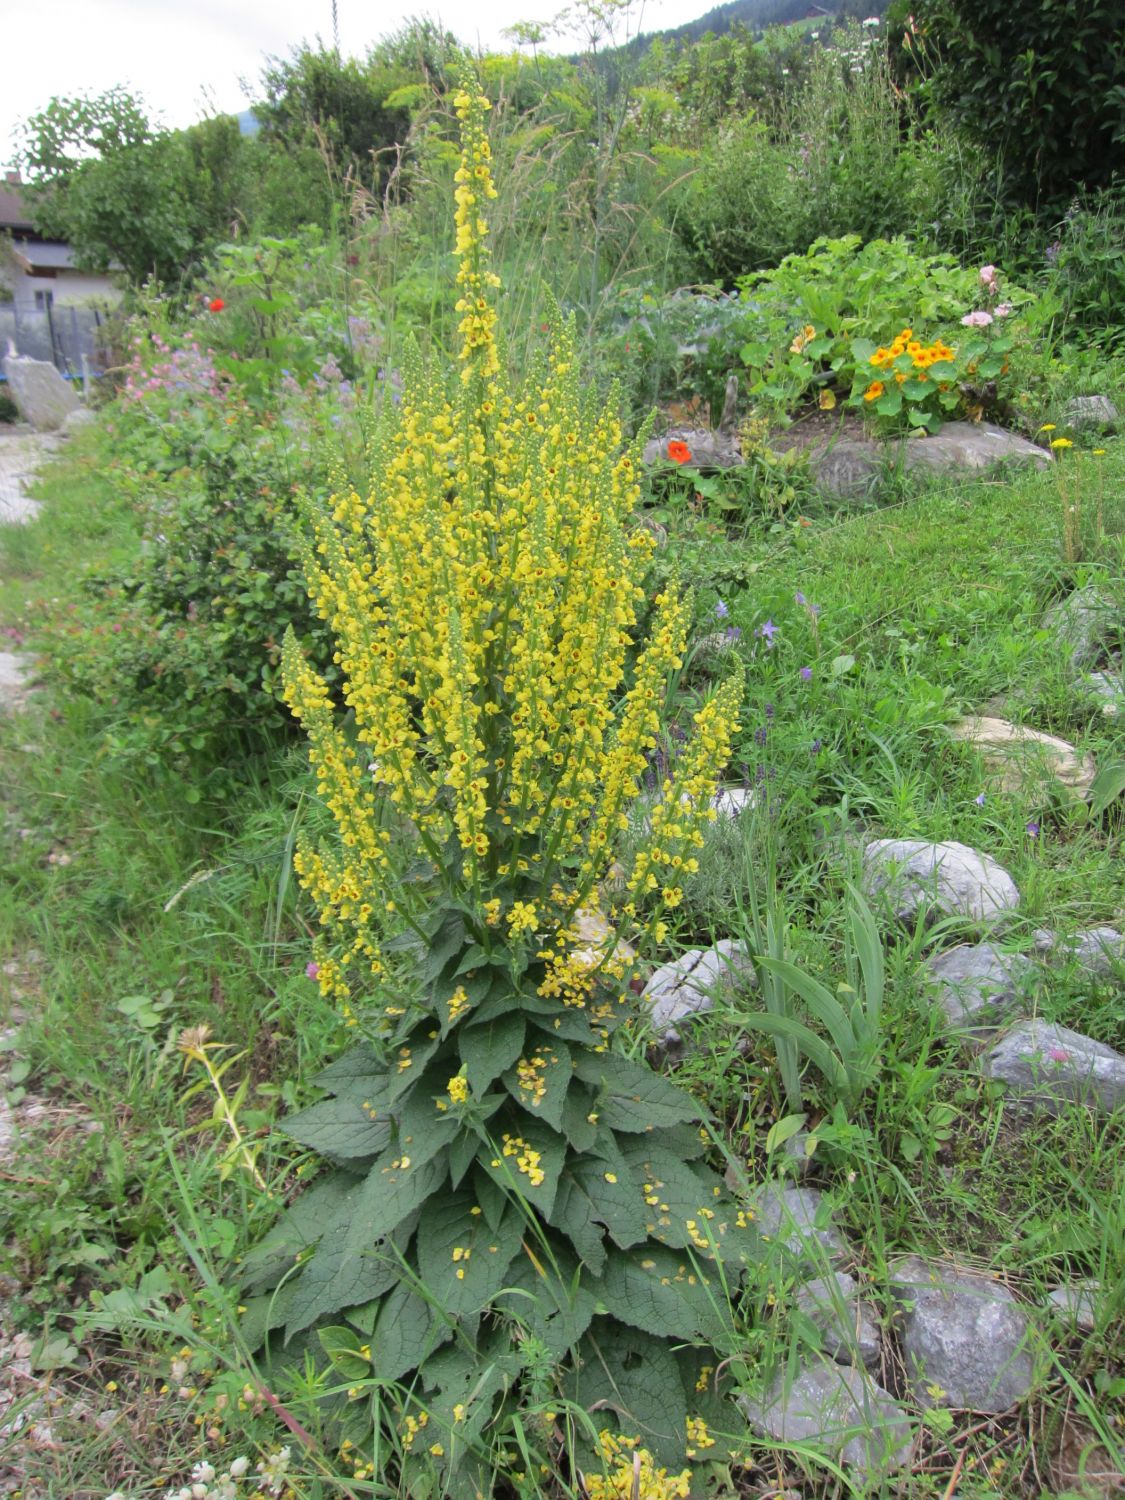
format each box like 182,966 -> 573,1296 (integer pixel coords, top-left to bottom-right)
0,427 -> 61,526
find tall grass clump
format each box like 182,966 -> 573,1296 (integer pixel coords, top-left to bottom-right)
246,77 -> 760,1493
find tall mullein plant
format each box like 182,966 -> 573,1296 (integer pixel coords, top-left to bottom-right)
246,81 -> 753,1489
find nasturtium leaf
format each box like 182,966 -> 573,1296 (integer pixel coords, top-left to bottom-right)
344,1149 -> 448,1254
460,1013 -> 526,1096
599,1245 -> 733,1345
282,1096 -> 391,1163
503,1038 -> 572,1132
574,1052 -> 701,1132
416,1191 -> 523,1319
371,1279 -> 452,1384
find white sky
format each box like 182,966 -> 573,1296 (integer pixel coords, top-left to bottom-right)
3,0 -> 708,167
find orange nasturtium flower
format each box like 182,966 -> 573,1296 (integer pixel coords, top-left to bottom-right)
864,381 -> 885,402
667,439 -> 692,464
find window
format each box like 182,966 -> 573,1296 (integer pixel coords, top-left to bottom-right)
34,289 -> 54,312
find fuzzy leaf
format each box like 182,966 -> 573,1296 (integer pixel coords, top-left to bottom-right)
553,1148 -> 648,1257
284,1221 -> 402,1340
568,1320 -> 690,1470
478,1116 -> 567,1220
395,1069 -> 463,1170
503,1039 -> 572,1132
618,1139 -> 734,1259
345,1150 -> 448,1254
283,1096 -> 391,1163
240,1171 -> 365,1294
574,1052 -> 701,1132
311,1046 -> 385,1092
460,1013 -> 526,1096
599,1245 -> 733,1344
560,1084 -> 600,1153
371,1279 -> 452,1384
499,1242 -> 597,1358
416,1191 -> 523,1318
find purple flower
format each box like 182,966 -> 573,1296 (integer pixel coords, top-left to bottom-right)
795,591 -> 807,606
714,600 -> 729,619
758,618 -> 779,644
306,961 -> 320,980
974,792 -> 986,806
799,666 -> 813,681
1026,820 -> 1040,838
810,739 -> 822,753
1045,241 -> 1061,266
724,626 -> 742,644
754,726 -> 769,745
765,702 -> 775,719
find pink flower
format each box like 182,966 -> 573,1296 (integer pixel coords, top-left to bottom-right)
979,265 -> 998,287
1047,1047 -> 1070,1064
995,302 -> 1013,318
305,961 -> 320,980
961,310 -> 994,328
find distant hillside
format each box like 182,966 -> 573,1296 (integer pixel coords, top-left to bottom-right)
633,0 -> 887,51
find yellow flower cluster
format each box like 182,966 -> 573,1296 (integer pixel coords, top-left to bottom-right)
282,80 -> 741,1020
501,1132 -> 545,1187
584,1431 -> 691,1500
515,1049 -> 552,1106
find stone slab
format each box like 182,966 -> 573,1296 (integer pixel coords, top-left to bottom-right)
643,939 -> 755,1049
863,839 -> 1020,926
923,942 -> 1033,1030
983,1019 -> 1125,1116
2,354 -> 80,432
950,716 -> 1096,800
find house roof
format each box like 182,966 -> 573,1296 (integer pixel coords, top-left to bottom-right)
0,184 -> 35,233
11,238 -> 79,272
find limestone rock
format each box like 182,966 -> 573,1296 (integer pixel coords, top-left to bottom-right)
811,441 -> 883,501
1062,926 -> 1125,980
0,652 -> 31,714
739,1357 -> 913,1478
923,942 -> 1033,1030
642,939 -> 755,1049
1042,587 -> 1119,672
862,839 -> 1020,926
950,716 -> 1097,800
642,429 -> 742,469
1061,395 -> 1119,431
1046,1280 -> 1100,1333
888,1255 -> 1035,1412
711,785 -> 757,820
2,354 -> 80,432
983,1019 -> 1125,1115
899,421 -> 1050,477
794,1272 -> 882,1370
750,1184 -> 847,1266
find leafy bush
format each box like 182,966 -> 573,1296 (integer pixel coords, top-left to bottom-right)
734,235 -> 1041,431
247,82 -> 761,1489
1046,189 -> 1125,350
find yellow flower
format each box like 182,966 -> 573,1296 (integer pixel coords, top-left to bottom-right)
1039,422 -> 1056,432
1050,437 -> 1073,449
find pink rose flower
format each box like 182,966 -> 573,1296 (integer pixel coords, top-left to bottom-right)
961,310 -> 994,328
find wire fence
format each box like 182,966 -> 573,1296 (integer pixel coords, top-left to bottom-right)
0,301 -> 109,381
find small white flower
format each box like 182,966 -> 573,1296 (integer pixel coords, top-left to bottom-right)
211,1479 -> 237,1500
191,1486 -> 208,1500
192,1464 -> 216,1486
1102,701 -> 1118,716
228,1457 -> 250,1478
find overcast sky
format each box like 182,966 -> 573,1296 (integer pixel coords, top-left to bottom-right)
3,0 -> 707,167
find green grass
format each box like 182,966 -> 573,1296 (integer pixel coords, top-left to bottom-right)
1,417 -> 1123,1496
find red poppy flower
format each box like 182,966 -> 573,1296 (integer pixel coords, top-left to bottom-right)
667,439 -> 692,464
208,297 -> 225,313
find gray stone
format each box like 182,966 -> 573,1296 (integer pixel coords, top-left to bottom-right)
0,652 -> 31,714
1046,1280 -> 1100,1333
923,942 -> 1033,1030
811,440 -> 883,501
710,785 -> 757,820
1061,395 -> 1119,432
1064,926 -> 1125,980
750,1184 -> 847,1266
1042,586 -> 1119,672
738,1357 -> 913,1478
950,716 -> 1097,800
642,429 -> 742,469
2,354 -> 80,432
983,1019 -> 1125,1116
642,939 -> 755,1049
781,1129 -> 816,1179
794,1273 -> 882,1370
60,405 -> 95,434
888,1255 -> 1035,1412
1080,666 -> 1124,714
898,421 -> 1050,478
862,839 -> 1020,927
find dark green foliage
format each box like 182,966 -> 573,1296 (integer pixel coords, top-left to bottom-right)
909,0 -> 1125,210
247,972 -> 760,1472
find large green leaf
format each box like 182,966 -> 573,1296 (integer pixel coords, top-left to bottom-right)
282,1096 -> 391,1163
560,1084 -> 600,1153
394,1068 -> 463,1170
503,1038 -> 572,1132
617,1140 -> 737,1261
344,1149 -> 448,1254
575,1052 -> 701,1133
499,1241 -> 597,1358
416,1191 -> 523,1319
568,1321 -> 690,1470
599,1245 -> 733,1345
553,1148 -> 648,1258
284,1221 -> 402,1340
478,1115 -> 567,1220
371,1279 -> 452,1384
311,1045 -> 385,1092
460,1013 -> 526,1096
240,1170 -> 364,1294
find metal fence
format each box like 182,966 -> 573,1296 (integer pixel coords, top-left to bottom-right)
0,301 -> 108,378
